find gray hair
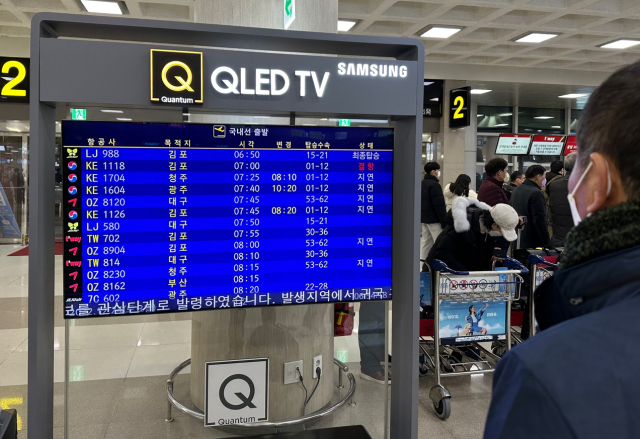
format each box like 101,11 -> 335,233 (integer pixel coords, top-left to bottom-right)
577,61 -> 640,200
564,152 -> 577,174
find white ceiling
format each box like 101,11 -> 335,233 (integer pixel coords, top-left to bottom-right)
340,0 -> 640,74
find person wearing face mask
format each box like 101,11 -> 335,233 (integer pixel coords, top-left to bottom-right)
478,158 -> 510,207
484,61 -> 640,439
503,171 -> 525,200
509,165 -> 551,249
420,162 -> 447,262
426,197 -> 519,272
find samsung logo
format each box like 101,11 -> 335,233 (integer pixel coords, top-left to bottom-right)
337,62 -> 408,78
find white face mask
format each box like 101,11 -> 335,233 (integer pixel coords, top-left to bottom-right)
436,170 -> 441,179
488,230 -> 502,237
567,160 -> 611,226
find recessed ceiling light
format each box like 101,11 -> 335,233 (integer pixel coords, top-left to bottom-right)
116,118 -> 132,121
515,32 -> 558,44
600,39 -> 640,49
101,109 -> 123,113
81,0 -> 123,15
499,113 -> 512,117
477,114 -> 484,117
338,20 -> 356,32
495,124 -> 509,127
421,26 -> 462,39
551,126 -> 561,128
430,98 -> 439,101
534,116 -> 554,119
470,89 -> 492,94
559,93 -> 589,99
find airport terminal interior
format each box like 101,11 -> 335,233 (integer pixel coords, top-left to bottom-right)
2,0 -> 640,438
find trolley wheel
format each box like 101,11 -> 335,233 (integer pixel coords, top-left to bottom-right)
439,357 -> 454,373
433,397 -> 451,420
419,353 -> 429,377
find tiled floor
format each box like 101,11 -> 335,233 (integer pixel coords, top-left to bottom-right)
0,243 -> 494,438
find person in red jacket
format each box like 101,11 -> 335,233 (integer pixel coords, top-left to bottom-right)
478,158 -> 509,207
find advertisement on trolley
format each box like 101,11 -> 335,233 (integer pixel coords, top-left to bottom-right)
438,274 -> 507,345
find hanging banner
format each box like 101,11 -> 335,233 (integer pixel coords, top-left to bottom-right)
0,185 -> 21,238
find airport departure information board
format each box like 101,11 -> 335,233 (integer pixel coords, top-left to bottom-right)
62,121 -> 393,318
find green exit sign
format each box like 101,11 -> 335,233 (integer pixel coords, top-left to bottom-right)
284,0 -> 295,29
339,119 -> 351,127
71,109 -> 86,120
337,350 -> 349,363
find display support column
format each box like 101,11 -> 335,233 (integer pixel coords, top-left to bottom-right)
190,0 -> 339,427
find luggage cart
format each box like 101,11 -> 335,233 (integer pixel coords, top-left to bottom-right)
528,254 -> 560,337
423,258 -> 527,420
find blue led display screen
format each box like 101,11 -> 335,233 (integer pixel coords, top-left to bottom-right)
62,121 -> 393,318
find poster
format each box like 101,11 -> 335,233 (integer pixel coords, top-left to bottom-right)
0,185 -> 21,238
438,300 -> 507,345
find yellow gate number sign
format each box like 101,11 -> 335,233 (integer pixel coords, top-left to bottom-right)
449,86 -> 471,128
0,57 -> 29,102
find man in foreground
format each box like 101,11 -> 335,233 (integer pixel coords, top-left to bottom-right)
484,61 -> 640,439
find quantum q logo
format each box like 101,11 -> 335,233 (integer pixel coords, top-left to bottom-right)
151,49 -> 203,105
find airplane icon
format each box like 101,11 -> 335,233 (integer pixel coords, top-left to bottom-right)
213,125 -> 226,138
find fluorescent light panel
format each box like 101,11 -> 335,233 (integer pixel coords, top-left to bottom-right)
600,39 -> 640,49
515,33 -> 558,44
534,116 -> 554,119
81,0 -> 123,15
559,93 -> 589,99
421,26 -> 462,39
338,20 -> 356,32
116,118 -> 132,121
101,109 -> 123,113
551,126 -> 561,128
470,89 -> 491,94
495,124 -> 509,127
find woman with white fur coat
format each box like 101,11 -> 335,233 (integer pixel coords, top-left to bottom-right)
444,174 -> 478,211
426,197 -> 519,272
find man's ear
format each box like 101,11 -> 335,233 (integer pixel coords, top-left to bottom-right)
585,153 -> 627,214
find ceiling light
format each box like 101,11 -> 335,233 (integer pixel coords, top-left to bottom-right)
515,33 -> 558,44
421,26 -> 462,39
101,109 -> 123,113
81,0 -> 123,15
116,118 -> 132,121
551,126 -> 561,128
338,20 -> 356,32
534,116 -> 554,119
430,98 -> 439,101
499,113 -> 512,117
559,93 -> 589,99
470,89 -> 492,94
600,39 -> 640,49
477,114 -> 484,117
495,124 -> 508,127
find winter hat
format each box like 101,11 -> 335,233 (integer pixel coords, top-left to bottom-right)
490,204 -> 519,242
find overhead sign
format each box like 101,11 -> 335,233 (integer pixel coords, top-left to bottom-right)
495,134 -> 532,155
423,80 -> 443,118
449,86 -> 471,128
529,135 -> 566,156
71,109 -> 86,120
205,358 -> 269,427
564,135 -> 577,156
150,49 -> 203,105
0,57 -> 29,103
339,119 -> 351,126
284,0 -> 295,29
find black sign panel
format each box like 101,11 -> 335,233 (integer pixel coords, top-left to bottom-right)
0,57 -> 29,103
150,49 -> 203,105
423,80 -> 443,118
449,86 -> 471,128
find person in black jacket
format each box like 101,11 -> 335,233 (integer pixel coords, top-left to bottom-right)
503,170 -> 525,200
546,160 -> 564,183
547,153 -> 576,247
420,162 -> 446,262
510,165 -> 551,249
426,197 -> 519,272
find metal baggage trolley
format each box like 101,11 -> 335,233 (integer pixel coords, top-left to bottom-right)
423,258 -> 527,420
528,254 -> 560,337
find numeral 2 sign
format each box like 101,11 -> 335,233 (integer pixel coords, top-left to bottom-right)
1,57 -> 29,102
449,86 -> 470,128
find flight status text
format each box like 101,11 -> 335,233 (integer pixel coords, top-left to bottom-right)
62,121 -> 393,318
